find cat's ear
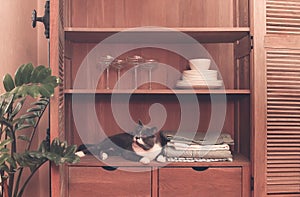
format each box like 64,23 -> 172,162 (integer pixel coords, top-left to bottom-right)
138,120 -> 143,126
136,120 -> 143,131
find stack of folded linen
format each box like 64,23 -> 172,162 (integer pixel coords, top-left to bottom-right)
161,130 -> 234,162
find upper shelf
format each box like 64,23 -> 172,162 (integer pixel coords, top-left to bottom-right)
65,27 -> 250,43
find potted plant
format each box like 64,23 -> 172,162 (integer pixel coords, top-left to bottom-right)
0,63 -> 79,197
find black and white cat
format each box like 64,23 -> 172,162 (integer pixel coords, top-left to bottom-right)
76,121 -> 166,164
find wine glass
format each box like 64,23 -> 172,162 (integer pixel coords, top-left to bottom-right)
99,55 -> 114,89
140,59 -> 158,90
111,59 -> 126,89
126,55 -> 144,89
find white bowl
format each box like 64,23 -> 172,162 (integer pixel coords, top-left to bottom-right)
189,58 -> 211,70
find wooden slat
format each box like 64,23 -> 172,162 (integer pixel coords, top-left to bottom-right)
266,48 -> 300,194
266,0 -> 300,35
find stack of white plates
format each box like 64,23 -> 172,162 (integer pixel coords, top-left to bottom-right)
176,59 -> 223,89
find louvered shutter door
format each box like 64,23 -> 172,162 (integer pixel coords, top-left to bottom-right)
50,0 -> 65,196
265,0 -> 300,195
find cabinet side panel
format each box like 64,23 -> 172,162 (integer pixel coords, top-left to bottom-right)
263,0 -> 300,195
50,0 -> 66,196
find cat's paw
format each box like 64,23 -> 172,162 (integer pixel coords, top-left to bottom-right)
75,151 -> 85,157
156,155 -> 166,163
99,152 -> 108,160
139,157 -> 151,164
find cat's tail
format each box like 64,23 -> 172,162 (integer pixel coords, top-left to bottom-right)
75,144 -> 98,157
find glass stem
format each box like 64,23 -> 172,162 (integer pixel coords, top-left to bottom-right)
117,69 -> 121,89
149,69 -> 152,90
134,66 -> 138,89
106,67 -> 110,89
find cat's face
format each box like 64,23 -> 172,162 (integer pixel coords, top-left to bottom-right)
133,120 -> 158,150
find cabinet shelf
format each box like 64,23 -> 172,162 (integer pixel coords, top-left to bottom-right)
65,27 -> 250,43
64,89 -> 250,95
69,153 -> 249,168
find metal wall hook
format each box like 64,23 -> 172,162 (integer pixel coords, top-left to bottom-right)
32,0 -> 50,39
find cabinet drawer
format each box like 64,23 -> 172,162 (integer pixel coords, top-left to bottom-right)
69,166 -> 151,197
159,167 -> 242,197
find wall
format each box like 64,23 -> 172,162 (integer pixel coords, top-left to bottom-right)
0,0 -> 49,196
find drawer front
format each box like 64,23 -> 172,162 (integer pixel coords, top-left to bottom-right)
69,166 -> 151,197
159,167 -> 242,197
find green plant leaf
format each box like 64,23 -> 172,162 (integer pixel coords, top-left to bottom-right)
48,138 -> 80,165
26,106 -> 43,113
14,64 -> 26,86
30,65 -> 46,83
0,138 -> 13,147
38,140 -> 49,152
0,163 -> 10,173
26,85 -> 40,98
0,117 -> 13,128
3,74 -> 15,92
20,113 -> 38,120
22,63 -> 34,84
64,145 -> 77,156
26,117 -> 36,126
0,153 -> 10,165
7,156 -> 17,169
10,98 -> 25,118
15,124 -> 33,131
18,135 -> 30,142
31,99 -> 49,106
38,84 -> 53,97
42,76 -> 59,87
0,93 -> 14,116
36,67 -> 51,83
0,148 -> 9,154
14,85 -> 29,98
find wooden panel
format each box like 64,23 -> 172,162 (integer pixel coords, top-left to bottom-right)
69,166 -> 151,197
266,0 -> 300,35
159,167 -> 242,197
236,0 -> 250,27
50,0 -> 66,196
69,0 -> 236,28
266,49 -> 300,195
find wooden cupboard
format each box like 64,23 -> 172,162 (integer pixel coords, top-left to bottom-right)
49,0 -> 300,196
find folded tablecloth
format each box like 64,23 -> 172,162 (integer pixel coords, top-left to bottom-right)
164,146 -> 232,159
161,130 -> 234,145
